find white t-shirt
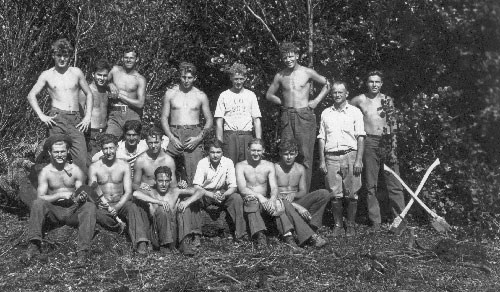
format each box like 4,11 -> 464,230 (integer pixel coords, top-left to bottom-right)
214,88 -> 261,131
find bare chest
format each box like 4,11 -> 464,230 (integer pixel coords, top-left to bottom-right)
170,94 -> 201,111
46,72 -> 80,93
96,166 -> 125,184
276,169 -> 300,188
280,71 -> 310,92
47,171 -> 76,191
114,71 -> 139,92
93,91 -> 109,108
244,166 -> 269,185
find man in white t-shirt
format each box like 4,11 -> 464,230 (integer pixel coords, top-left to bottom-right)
214,63 -> 262,164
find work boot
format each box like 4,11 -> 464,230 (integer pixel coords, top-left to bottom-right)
255,231 -> 267,248
331,198 -> 344,237
346,199 -> 357,237
283,235 -> 300,250
179,237 -> 195,256
310,234 -> 327,248
25,241 -> 41,261
137,241 -> 148,255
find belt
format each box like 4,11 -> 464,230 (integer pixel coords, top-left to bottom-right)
326,149 -> 354,156
170,124 -> 201,129
52,107 -> 79,115
366,134 -> 383,138
90,128 -> 106,133
110,104 -> 129,112
225,130 -> 252,135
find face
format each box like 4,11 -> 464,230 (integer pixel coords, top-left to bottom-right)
280,150 -> 298,166
101,142 -> 117,161
93,69 -> 109,87
248,143 -> 264,162
208,146 -> 223,164
53,51 -> 70,69
230,73 -> 247,91
180,71 -> 196,89
366,75 -> 383,95
124,130 -> 140,147
155,173 -> 171,193
122,52 -> 138,70
49,142 -> 68,164
146,135 -> 161,154
281,52 -> 298,69
332,84 -> 348,106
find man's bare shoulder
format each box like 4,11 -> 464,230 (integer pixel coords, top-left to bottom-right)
68,66 -> 84,76
293,162 -> 306,173
135,152 -> 149,164
114,158 -> 131,169
165,85 -> 180,97
350,94 -> 366,105
111,65 -> 123,73
260,160 -> 275,169
159,152 -> 175,164
236,160 -> 249,169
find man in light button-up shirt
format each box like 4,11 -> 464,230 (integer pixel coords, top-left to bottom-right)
318,81 -> 365,237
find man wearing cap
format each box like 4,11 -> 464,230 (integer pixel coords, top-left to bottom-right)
24,134 -> 97,264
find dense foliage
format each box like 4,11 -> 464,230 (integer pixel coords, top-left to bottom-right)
0,0 -> 499,237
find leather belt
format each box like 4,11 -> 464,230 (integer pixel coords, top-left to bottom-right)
225,130 -> 252,135
110,104 -> 129,112
170,124 -> 201,129
326,149 -> 354,156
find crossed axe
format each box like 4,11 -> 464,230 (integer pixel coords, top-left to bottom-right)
385,158 -> 451,233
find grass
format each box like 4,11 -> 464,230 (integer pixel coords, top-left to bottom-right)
0,209 -> 499,292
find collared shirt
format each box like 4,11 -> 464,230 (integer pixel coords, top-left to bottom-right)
193,156 -> 237,190
317,103 -> 365,152
214,88 -> 262,131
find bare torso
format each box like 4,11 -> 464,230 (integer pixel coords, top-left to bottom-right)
351,93 -> 391,135
240,160 -> 273,197
166,85 -> 204,125
92,159 -> 129,204
275,163 -> 302,194
79,83 -> 108,129
135,151 -> 177,187
110,66 -> 142,106
44,67 -> 82,111
150,189 -> 179,212
44,164 -> 79,198
278,66 -> 312,108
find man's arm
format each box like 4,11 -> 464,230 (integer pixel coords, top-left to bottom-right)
354,136 -> 364,176
132,158 -> 144,191
265,73 -> 282,105
293,165 -> 308,200
318,138 -> 327,174
215,118 -> 224,142
253,117 -> 262,139
307,69 -> 330,109
160,90 -> 183,150
117,75 -> 146,109
114,163 -> 133,211
37,170 -> 71,202
235,163 -> 266,202
267,163 -> 279,201
27,72 -> 56,127
76,68 -> 93,132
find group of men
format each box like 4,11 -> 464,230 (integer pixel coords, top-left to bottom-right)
23,39 -> 406,263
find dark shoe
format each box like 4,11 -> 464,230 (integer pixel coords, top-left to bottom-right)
234,234 -> 249,243
76,250 -> 90,265
310,234 -> 327,248
345,222 -> 356,237
137,241 -> 148,255
179,237 -> 195,256
160,243 -> 177,254
283,235 -> 300,250
192,234 -> 201,248
25,241 -> 41,261
371,223 -> 381,232
332,225 -> 344,237
255,231 -> 267,248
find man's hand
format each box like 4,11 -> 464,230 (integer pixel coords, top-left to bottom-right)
294,203 -> 312,221
76,116 -> 91,132
353,160 -> 363,176
319,161 -> 327,174
184,135 -> 202,151
40,113 -> 57,127
177,180 -> 188,189
108,206 -> 117,217
109,83 -> 119,97
139,182 -> 151,191
214,190 -> 225,202
262,198 -> 276,215
177,200 -> 191,212
159,200 -> 170,212
170,136 -> 184,151
308,100 -> 319,109
284,193 -> 295,202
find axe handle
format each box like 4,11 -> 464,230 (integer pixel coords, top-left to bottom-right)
398,159 -> 440,218
384,163 -> 440,219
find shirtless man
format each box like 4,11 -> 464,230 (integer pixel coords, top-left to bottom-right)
88,134 -> 149,254
106,47 -> 147,139
79,59 -> 112,158
133,166 -> 198,256
275,139 -> 331,237
350,71 -> 405,232
236,139 -> 323,249
161,62 -> 213,185
27,38 -> 93,175
25,134 -> 96,263
266,42 -> 330,192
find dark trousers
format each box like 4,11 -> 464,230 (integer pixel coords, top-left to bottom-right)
106,108 -> 141,139
363,135 -> 405,224
223,131 -> 253,164
166,126 -> 204,186
152,205 -> 199,245
201,193 -> 247,239
28,199 -> 96,252
280,107 -> 316,192
295,189 -> 333,229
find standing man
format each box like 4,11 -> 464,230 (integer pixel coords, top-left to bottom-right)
106,47 -> 146,139
275,139 -> 332,234
25,135 -> 96,263
88,134 -> 149,254
161,62 -> 213,186
27,38 -> 93,175
79,59 -> 112,158
214,63 -> 262,164
266,42 -> 330,192
318,81 -> 365,237
350,71 -> 405,232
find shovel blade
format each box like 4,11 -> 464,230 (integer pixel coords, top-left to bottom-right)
431,217 -> 451,233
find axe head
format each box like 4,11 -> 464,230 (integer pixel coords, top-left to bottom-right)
431,216 -> 451,233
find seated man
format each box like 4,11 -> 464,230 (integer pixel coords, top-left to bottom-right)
133,166 -> 198,256
88,134 -> 149,254
25,134 -> 96,263
275,139 -> 331,236
236,138 -> 325,249
181,140 -> 246,242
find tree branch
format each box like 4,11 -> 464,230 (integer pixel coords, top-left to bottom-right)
242,0 -> 279,46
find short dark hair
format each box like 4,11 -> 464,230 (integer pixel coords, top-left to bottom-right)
51,38 -> 73,55
99,134 -> 118,148
154,166 -> 172,179
367,70 -> 384,82
93,58 -> 111,73
179,62 -> 197,76
279,139 -> 299,154
228,62 -> 248,76
248,138 -> 264,148
206,139 -> 224,151
123,46 -> 139,59
124,120 -> 142,134
332,81 -> 348,91
146,126 -> 163,139
279,42 -> 299,55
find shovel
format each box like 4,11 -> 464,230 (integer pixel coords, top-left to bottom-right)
389,158 -> 440,235
384,163 -> 451,233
